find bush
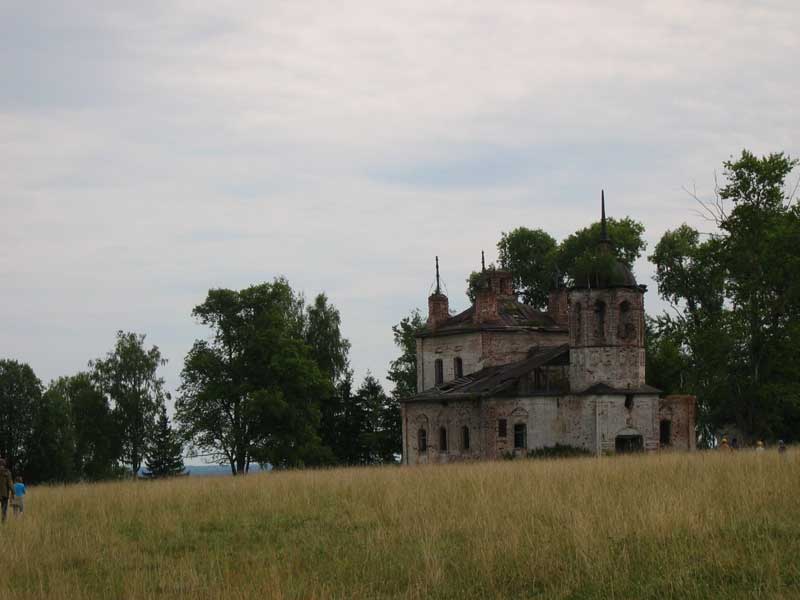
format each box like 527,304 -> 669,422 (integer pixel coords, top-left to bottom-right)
526,444 -> 592,459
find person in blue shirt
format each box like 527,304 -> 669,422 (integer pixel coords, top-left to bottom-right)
12,477 -> 25,518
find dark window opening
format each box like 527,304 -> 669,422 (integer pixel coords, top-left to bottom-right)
418,429 -> 427,452
513,423 -> 527,449
594,300 -> 606,339
461,425 -> 470,450
498,419 -> 507,438
439,427 -> 448,452
624,394 -> 634,410
574,303 -> 582,342
660,420 -> 672,446
454,357 -> 463,379
434,359 -> 444,385
618,301 -> 634,340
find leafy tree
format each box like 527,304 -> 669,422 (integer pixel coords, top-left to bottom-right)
387,310 -> 425,401
305,293 -> 351,383
145,404 -> 186,478
67,373 -> 122,480
305,293 -> 353,461
26,379 -> 76,483
466,218 -> 646,303
649,150 -> 800,441
497,228 -> 558,308
0,360 -> 41,473
91,331 -> 167,478
557,216 -> 646,286
177,279 -> 331,474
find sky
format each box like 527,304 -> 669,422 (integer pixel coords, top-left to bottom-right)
2,0 -> 799,403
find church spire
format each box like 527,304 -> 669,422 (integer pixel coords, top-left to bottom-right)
481,250 -> 486,272
598,190 -> 613,253
435,256 -> 441,295
600,189 -> 609,242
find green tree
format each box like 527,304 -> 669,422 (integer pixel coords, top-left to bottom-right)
66,373 -> 122,480
387,310 -> 425,401
305,293 -> 352,462
649,150 -> 800,441
305,293 -> 351,383
497,228 -> 558,308
0,360 -> 41,473
466,218 -> 646,303
177,279 -> 331,474
557,216 -> 646,286
25,379 -> 77,483
91,332 -> 167,478
145,404 -> 186,478
355,374 -> 389,464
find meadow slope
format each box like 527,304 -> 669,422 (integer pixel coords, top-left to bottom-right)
3,450 -> 799,599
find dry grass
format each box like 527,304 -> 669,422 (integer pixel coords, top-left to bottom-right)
3,450 -> 799,599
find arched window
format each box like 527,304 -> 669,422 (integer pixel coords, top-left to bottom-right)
434,359 -> 444,385
618,301 -> 634,340
513,423 -> 527,449
418,429 -> 427,452
573,303 -> 582,343
594,300 -> 606,340
439,427 -> 448,453
453,357 -> 463,379
461,425 -> 470,450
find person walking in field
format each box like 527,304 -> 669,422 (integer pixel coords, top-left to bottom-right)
755,441 -> 765,452
719,437 -> 732,452
11,477 -> 25,518
0,459 -> 14,523
778,440 -> 787,456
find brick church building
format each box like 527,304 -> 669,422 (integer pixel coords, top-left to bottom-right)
400,196 -> 695,464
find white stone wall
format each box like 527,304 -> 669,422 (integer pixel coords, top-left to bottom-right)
402,392 -> 663,464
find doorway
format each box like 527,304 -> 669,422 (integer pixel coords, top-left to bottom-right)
615,435 -> 644,453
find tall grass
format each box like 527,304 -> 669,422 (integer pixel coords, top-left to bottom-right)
3,450 -> 799,599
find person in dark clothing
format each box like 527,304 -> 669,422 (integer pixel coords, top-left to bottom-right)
0,458 -> 14,523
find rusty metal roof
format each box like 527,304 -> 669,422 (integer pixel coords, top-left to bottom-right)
404,344 -> 570,403
418,299 -> 565,338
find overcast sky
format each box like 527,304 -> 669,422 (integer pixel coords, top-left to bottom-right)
2,1 -> 799,401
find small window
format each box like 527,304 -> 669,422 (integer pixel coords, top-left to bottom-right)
439,427 -> 448,453
498,419 -> 507,438
574,303 -> 582,341
514,423 -> 527,449
461,425 -> 470,450
594,300 -> 606,339
660,420 -> 672,446
618,301 -> 634,340
434,359 -> 444,385
624,394 -> 634,410
418,429 -> 427,452
454,357 -> 463,379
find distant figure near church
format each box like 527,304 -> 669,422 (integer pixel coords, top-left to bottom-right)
401,193 -> 696,464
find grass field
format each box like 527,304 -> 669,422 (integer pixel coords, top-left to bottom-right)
3,450 -> 799,599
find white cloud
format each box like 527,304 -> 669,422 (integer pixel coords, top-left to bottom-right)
1,0 -> 798,397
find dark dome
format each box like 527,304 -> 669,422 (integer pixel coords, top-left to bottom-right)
572,256 -> 638,289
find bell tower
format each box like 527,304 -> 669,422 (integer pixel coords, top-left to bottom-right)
568,192 -> 646,391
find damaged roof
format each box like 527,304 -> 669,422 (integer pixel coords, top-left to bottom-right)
418,299 -> 565,338
405,344 -> 570,403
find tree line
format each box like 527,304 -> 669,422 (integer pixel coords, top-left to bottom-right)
0,281 -> 406,483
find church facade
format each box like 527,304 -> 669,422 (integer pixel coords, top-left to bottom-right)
400,199 -> 696,464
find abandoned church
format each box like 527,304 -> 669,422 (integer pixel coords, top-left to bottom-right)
400,197 -> 696,464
